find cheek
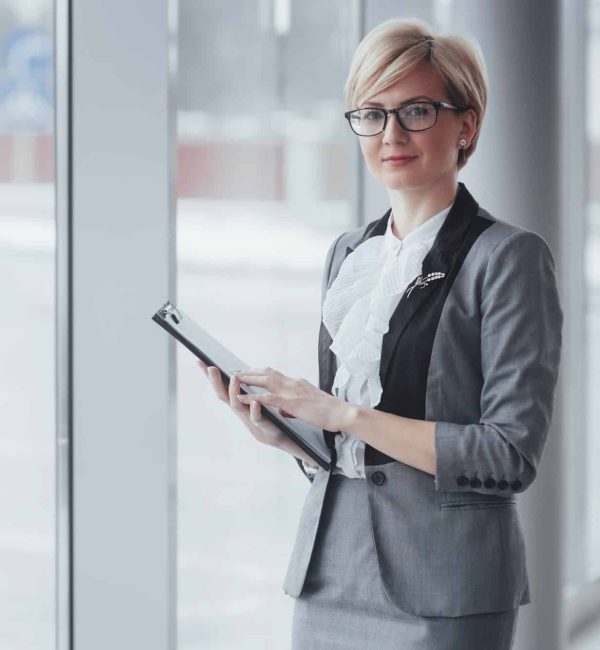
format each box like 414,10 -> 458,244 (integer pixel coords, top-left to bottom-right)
416,140 -> 454,167
419,130 -> 456,161
360,141 -> 380,172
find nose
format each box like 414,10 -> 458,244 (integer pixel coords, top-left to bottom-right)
382,111 -> 409,144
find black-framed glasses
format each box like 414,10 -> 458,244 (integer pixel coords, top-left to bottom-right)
344,100 -> 468,136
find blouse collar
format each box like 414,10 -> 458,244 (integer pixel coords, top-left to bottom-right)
383,201 -> 454,256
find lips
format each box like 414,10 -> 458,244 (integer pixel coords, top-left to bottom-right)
383,155 -> 417,161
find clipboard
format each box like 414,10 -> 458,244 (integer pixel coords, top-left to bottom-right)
151,300 -> 332,471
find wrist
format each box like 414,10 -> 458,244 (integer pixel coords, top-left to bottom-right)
338,401 -> 362,433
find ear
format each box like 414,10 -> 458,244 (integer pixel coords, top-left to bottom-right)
461,108 -> 478,142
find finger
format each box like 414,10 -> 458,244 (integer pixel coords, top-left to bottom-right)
238,392 -> 281,409
233,374 -> 268,388
238,368 -> 268,375
236,367 -> 279,379
249,400 -> 261,423
208,366 -> 228,400
197,358 -> 208,376
228,373 -> 248,413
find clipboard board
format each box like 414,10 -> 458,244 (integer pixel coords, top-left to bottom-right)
151,300 -> 332,471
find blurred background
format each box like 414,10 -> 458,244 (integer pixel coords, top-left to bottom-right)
0,0 -> 599,649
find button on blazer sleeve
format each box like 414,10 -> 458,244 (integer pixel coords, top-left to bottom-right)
433,230 -> 563,496
295,232 -> 344,482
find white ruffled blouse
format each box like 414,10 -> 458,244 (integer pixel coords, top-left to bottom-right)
315,202 -> 452,479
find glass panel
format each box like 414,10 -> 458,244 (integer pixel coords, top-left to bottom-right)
585,0 -> 600,583
0,2 -> 56,648
175,1 -> 357,647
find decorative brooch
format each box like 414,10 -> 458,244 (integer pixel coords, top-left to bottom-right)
404,272 -> 446,298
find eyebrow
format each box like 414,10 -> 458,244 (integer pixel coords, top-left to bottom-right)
362,95 -> 434,107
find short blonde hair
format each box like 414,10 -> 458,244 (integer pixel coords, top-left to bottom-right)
344,18 -> 488,171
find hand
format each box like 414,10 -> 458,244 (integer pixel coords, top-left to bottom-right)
196,358 -> 287,449
231,366 -> 352,433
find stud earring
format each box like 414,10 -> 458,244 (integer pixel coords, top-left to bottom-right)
459,138 -> 467,148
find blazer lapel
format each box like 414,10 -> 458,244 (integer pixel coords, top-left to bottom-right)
378,182 -> 480,388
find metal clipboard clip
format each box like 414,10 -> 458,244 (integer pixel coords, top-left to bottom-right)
157,301 -> 183,325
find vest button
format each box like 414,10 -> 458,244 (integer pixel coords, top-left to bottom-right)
456,475 -> 469,487
470,477 -> 482,488
371,471 -> 386,486
497,479 -> 509,490
510,479 -> 523,491
484,477 -> 497,489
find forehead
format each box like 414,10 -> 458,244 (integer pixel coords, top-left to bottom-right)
362,63 -> 446,106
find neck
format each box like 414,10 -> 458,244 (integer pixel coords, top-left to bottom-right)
387,174 -> 459,240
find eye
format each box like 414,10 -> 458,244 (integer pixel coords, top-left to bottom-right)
402,103 -> 432,118
363,109 -> 383,121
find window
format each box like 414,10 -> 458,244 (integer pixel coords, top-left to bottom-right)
175,1 -> 359,646
0,3 -> 55,648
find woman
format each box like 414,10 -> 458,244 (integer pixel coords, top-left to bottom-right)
197,17 -> 563,650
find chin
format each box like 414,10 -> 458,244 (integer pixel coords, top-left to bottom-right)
380,167 -> 448,191
378,171 -> 425,191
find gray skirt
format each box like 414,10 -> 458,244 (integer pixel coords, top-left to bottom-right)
292,473 -> 519,650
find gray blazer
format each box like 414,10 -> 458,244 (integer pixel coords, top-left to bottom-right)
284,181 -> 563,617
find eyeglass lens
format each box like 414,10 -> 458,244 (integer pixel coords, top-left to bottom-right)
349,102 -> 437,135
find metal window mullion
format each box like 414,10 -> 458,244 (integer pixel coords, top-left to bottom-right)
55,0 -> 73,648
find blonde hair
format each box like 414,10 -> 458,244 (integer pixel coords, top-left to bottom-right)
344,18 -> 488,171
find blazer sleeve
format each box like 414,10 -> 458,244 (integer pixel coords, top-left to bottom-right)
433,230 -> 563,497
294,232 -> 345,482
